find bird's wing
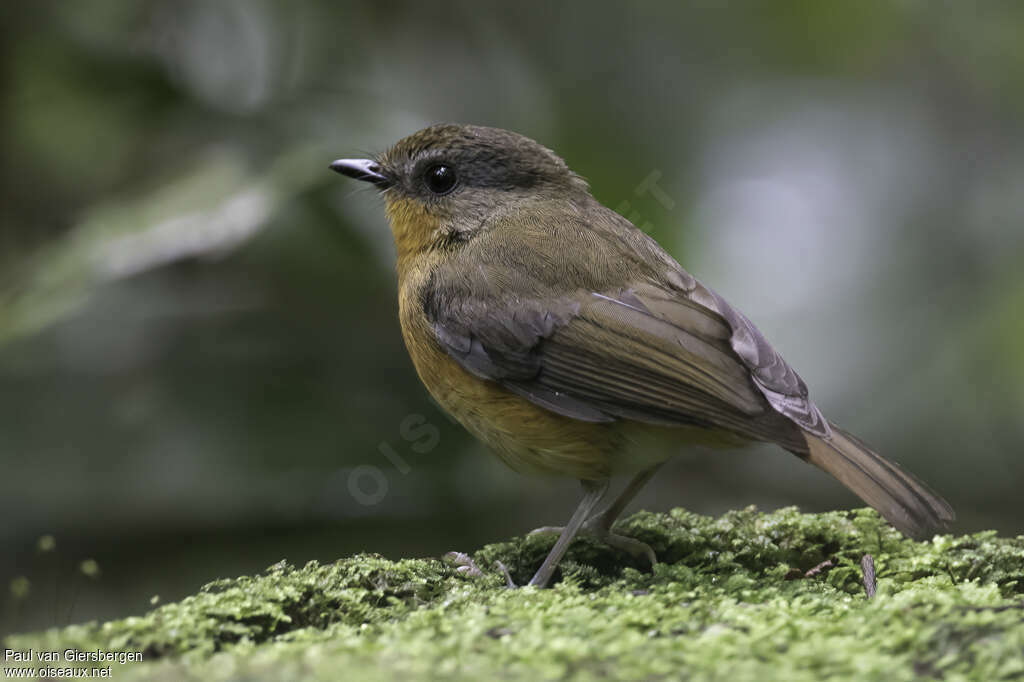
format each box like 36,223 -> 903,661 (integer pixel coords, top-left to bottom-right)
422,218 -> 816,446
685,281 -> 830,438
421,207 -> 953,538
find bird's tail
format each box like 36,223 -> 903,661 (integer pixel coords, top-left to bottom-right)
798,422 -> 954,539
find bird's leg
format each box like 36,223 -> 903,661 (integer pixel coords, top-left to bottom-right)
527,479 -> 609,588
530,464 -> 663,568
586,463 -> 663,532
580,463 -> 663,566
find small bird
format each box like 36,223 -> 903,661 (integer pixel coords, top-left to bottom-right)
330,124 -> 954,587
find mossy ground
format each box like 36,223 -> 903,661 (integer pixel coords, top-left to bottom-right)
5,506 -> 1024,681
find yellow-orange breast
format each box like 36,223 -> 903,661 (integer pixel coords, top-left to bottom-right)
385,196 -> 625,479
397,270 -> 623,480
384,196 -> 735,481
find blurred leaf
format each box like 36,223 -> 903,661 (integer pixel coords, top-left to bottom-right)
0,145 -> 323,346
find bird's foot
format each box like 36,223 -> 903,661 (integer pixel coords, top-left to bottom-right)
528,516 -> 658,568
527,526 -> 567,536
596,529 -> 658,567
444,552 -> 519,588
443,551 -> 483,578
495,560 -> 518,588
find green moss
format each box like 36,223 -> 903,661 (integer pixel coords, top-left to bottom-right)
6,507 -> 1024,681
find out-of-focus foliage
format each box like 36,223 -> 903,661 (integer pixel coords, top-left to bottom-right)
1,1 -> 1022,634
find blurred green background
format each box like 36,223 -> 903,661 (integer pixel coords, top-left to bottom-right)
2,1 -> 1023,635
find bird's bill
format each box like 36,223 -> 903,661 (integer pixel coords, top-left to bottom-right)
329,158 -> 391,187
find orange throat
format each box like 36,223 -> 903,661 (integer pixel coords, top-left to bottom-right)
385,196 -> 444,284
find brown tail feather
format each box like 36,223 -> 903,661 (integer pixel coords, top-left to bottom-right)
799,422 -> 954,539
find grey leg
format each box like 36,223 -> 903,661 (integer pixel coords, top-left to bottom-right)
530,464 -> 664,568
588,463 -> 664,531
528,479 -> 609,588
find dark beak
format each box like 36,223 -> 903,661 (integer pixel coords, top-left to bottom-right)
329,158 -> 391,187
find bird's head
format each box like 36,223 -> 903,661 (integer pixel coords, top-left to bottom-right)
330,124 -> 589,265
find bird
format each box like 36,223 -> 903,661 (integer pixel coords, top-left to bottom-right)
329,124 -> 954,588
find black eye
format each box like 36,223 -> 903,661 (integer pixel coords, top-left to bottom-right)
424,164 -> 457,195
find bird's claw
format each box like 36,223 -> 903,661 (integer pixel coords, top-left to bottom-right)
527,526 -> 565,536
443,551 -> 483,578
598,531 -> 658,567
527,516 -> 658,568
495,560 -> 518,588
445,552 -> 520,588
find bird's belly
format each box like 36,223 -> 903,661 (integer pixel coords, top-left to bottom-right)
399,315 -> 621,479
397,276 -> 756,479
399,311 -> 744,479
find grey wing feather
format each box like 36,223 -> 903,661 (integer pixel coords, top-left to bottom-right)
429,294 -> 613,423
424,208 -> 828,442
699,284 -> 830,437
597,208 -> 830,437
429,296 -> 580,381
426,277 -> 806,447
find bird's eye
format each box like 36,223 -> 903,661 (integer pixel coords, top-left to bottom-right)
424,164 -> 457,195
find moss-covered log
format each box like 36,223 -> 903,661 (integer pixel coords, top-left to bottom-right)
5,507 -> 1024,681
